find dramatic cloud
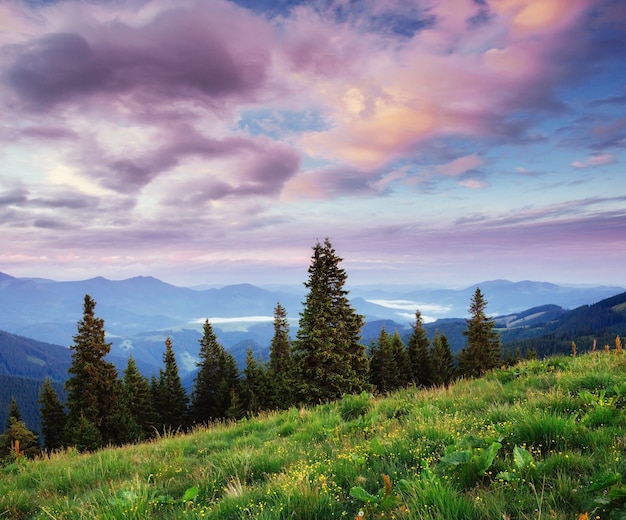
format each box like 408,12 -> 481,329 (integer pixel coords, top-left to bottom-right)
0,0 -> 624,287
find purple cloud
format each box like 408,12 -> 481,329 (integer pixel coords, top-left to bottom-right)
2,4 -> 272,112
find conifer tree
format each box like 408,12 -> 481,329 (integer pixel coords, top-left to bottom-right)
191,320 -> 239,423
292,238 -> 368,404
39,378 -> 67,451
430,332 -> 455,387
458,288 -> 501,378
6,397 -> 21,428
369,327 -> 397,394
153,337 -> 188,432
64,294 -> 120,449
121,356 -> 155,441
406,309 -> 432,387
241,347 -> 270,416
268,302 -> 292,408
1,399 -> 39,460
390,330 -> 411,389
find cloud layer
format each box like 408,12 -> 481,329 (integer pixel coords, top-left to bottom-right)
0,0 -> 625,286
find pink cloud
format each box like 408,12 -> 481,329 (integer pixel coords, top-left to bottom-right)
435,154 -> 484,177
571,154 -> 616,169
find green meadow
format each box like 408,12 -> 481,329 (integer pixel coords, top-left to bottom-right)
2,352 -> 625,519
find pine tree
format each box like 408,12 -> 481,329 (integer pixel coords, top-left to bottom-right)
153,337 -> 188,432
292,238 -> 368,404
369,327 -> 398,394
241,347 -> 270,416
430,332 -> 454,387
1,399 -> 39,461
406,309 -> 432,387
120,356 -> 155,441
191,320 -> 239,423
268,302 -> 292,409
39,378 -> 67,451
6,397 -> 21,428
64,294 -> 120,449
458,288 -> 501,378
390,330 -> 411,389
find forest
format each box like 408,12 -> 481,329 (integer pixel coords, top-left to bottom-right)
1,238 -> 623,462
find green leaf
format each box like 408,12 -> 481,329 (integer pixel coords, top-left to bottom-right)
588,473 -> 622,492
608,486 -> 626,500
476,442 -> 501,475
350,486 -> 379,503
440,450 -> 472,467
496,471 -> 518,482
513,445 -> 534,470
182,486 -> 199,502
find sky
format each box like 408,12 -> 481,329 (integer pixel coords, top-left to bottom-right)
1,0 -> 625,289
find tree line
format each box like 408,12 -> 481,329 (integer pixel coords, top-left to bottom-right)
1,238 -> 503,460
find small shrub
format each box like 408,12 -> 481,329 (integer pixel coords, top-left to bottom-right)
339,392 -> 372,421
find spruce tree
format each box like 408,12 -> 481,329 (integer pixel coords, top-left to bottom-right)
1,399 -> 39,460
241,347 -> 269,416
64,294 -> 120,449
430,332 -> 455,387
6,397 -> 21,428
153,337 -> 188,432
458,288 -> 501,378
39,378 -> 67,451
121,356 -> 155,441
390,330 -> 411,389
406,309 -> 432,387
292,238 -> 368,404
268,302 -> 292,408
191,320 -> 239,423
369,327 -> 397,394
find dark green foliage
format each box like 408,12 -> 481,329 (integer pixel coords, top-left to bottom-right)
407,309 -> 432,387
0,415 -> 39,462
64,294 -> 120,449
191,320 -> 239,423
458,288 -> 502,378
39,378 -> 67,451
268,302 -> 293,408
0,375 -> 65,437
369,327 -> 406,394
6,397 -> 21,427
390,330 -> 411,388
152,337 -> 188,432
430,332 -> 455,387
241,347 -> 270,416
292,238 -> 369,404
119,356 -> 155,442
68,414 -> 102,453
1,398 -> 39,461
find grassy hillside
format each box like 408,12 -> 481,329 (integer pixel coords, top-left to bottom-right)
2,352 -> 625,519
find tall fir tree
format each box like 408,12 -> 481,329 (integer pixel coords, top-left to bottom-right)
268,302 -> 292,409
240,347 -> 270,416
292,238 -> 369,404
6,397 -> 21,427
430,331 -> 455,387
39,378 -> 67,451
64,294 -> 120,449
369,327 -> 397,394
120,356 -> 155,442
406,309 -> 432,387
458,288 -> 502,378
390,330 -> 411,389
153,337 -> 188,432
191,320 -> 239,423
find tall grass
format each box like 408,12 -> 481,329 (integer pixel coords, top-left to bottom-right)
2,352 -> 625,519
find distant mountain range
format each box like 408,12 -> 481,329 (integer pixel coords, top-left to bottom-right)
1,271 -> 625,434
